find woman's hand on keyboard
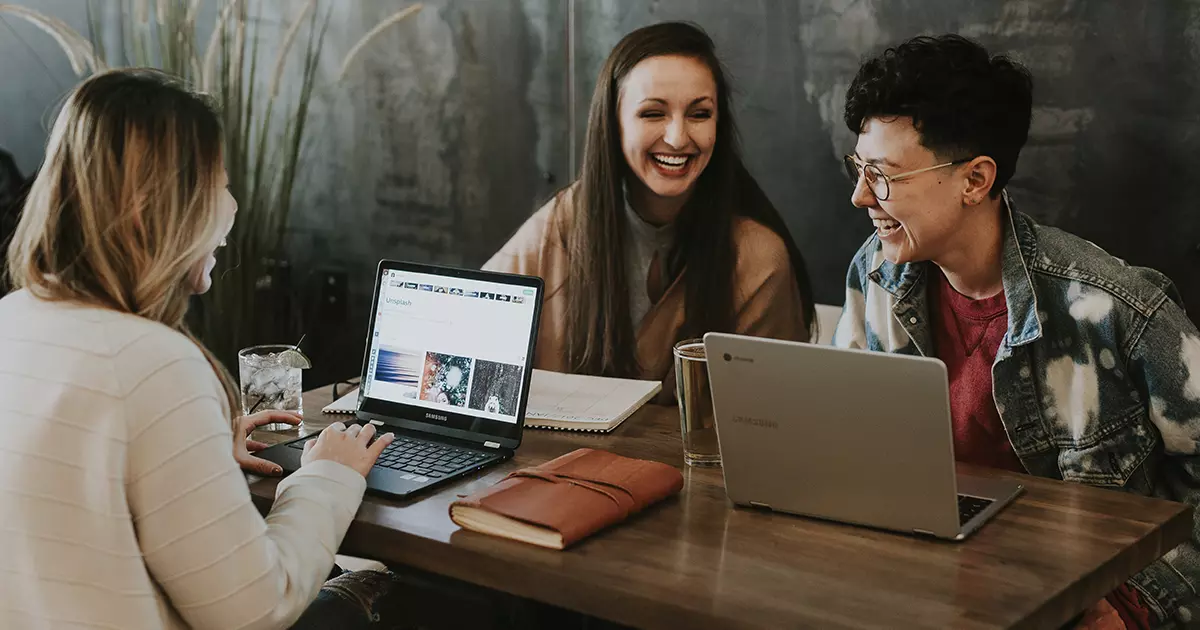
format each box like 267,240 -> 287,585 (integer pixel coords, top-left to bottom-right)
301,421 -> 395,478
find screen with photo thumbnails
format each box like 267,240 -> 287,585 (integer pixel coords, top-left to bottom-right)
361,269 -> 537,424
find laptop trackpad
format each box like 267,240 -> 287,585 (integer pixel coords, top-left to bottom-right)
258,438 -> 307,472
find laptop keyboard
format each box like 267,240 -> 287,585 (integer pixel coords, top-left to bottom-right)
958,495 -> 994,524
287,434 -> 497,480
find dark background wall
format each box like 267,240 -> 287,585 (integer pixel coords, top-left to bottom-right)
3,1 -> 1200,384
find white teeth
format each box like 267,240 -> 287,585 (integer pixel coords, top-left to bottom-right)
652,154 -> 688,168
873,218 -> 901,234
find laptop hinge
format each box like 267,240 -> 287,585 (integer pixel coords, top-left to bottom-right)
483,441 -> 501,449
748,501 -> 772,511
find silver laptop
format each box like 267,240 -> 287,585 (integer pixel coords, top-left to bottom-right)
703,333 -> 1023,541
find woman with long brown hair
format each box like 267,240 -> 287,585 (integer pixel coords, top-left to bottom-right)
0,69 -> 399,629
486,22 -> 815,392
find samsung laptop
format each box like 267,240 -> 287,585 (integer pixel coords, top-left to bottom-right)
259,260 -> 543,498
703,333 -> 1023,540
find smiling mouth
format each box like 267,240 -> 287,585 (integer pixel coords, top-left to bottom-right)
650,153 -> 691,173
873,217 -> 902,238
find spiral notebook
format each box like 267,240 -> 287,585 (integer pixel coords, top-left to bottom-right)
322,370 -> 660,433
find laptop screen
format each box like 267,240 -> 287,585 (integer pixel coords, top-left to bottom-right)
357,263 -> 541,446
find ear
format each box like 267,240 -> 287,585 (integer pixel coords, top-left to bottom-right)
962,156 -> 998,205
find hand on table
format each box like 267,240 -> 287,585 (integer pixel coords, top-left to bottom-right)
234,410 -> 302,476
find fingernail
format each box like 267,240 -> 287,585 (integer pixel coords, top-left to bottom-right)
385,433 -> 395,439
273,466 -> 282,474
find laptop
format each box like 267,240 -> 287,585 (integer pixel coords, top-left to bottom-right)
703,333 -> 1023,541
258,260 -> 543,498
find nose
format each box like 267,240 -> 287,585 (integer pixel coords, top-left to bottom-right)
663,115 -> 686,150
850,171 -> 878,209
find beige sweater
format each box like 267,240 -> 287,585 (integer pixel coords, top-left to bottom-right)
0,290 -> 366,629
484,189 -> 810,397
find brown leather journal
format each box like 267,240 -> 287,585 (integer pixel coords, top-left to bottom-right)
448,448 -> 684,549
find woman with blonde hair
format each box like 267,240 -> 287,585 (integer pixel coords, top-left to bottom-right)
0,68 -> 400,629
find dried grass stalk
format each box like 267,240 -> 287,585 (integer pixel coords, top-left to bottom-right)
201,0 -> 239,91
185,0 -> 203,26
336,3 -> 422,83
266,0 -> 314,99
0,3 -> 101,75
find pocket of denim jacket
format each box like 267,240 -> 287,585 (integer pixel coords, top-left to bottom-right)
1057,408 -> 1156,487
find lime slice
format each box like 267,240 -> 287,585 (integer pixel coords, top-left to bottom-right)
278,348 -> 312,369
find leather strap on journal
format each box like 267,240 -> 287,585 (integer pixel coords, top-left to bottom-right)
501,469 -> 639,519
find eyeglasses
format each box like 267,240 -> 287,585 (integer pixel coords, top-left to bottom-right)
842,154 -> 970,201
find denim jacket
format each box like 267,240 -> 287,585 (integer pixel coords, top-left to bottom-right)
833,194 -> 1200,626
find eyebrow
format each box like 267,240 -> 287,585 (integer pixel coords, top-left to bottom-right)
857,154 -> 901,169
639,96 -> 715,106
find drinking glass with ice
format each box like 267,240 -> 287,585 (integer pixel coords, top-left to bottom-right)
237,345 -> 311,430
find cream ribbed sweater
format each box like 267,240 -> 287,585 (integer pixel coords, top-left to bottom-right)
0,290 -> 366,629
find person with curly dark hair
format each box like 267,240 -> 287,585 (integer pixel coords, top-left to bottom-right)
834,34 -> 1200,629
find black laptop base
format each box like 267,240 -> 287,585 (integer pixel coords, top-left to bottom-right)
257,426 -> 509,499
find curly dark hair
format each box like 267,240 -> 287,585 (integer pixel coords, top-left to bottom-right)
844,34 -> 1033,198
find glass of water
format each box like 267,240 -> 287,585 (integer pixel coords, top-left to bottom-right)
674,338 -> 721,467
238,345 -> 305,431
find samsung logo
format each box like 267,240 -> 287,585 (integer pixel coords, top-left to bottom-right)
425,412 -> 448,422
732,415 -> 778,429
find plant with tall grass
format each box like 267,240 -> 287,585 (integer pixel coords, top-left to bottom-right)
0,0 -> 422,368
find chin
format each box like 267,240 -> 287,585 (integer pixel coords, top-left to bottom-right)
189,257 -> 217,295
644,178 -> 695,199
879,243 -> 916,266
191,277 -> 213,295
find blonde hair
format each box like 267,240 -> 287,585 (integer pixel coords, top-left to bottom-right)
7,68 -> 240,417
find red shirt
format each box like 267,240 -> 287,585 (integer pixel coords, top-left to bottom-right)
930,270 -> 1023,473
930,270 -> 1152,628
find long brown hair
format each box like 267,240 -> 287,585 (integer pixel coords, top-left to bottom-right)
6,68 -> 240,417
563,21 -> 816,377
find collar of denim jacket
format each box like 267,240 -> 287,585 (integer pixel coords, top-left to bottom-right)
867,190 -> 1044,346
998,191 -> 1043,347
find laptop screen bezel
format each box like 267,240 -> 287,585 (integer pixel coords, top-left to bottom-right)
355,259 -> 543,450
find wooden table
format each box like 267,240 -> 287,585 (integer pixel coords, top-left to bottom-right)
249,384 -> 1192,629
